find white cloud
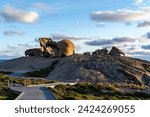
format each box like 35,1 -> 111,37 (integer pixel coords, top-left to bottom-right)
0,5 -> 39,23
85,37 -> 136,46
32,2 -> 48,10
3,30 -> 24,36
134,0 -> 150,6
134,0 -> 144,5
1,43 -> 39,59
51,34 -> 88,40
91,10 -> 150,23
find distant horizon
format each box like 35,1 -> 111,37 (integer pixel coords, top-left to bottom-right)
0,0 -> 150,61
0,54 -> 149,62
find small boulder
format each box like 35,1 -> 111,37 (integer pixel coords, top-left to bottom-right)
108,46 -> 125,56
83,52 -> 91,56
25,48 -> 43,57
92,48 -> 108,56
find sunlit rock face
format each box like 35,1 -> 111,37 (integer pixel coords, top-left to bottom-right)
38,38 -> 75,57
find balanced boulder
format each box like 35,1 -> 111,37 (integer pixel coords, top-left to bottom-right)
39,38 -> 52,53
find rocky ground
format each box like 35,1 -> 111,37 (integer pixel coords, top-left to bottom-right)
47,54 -> 150,85
0,54 -> 150,94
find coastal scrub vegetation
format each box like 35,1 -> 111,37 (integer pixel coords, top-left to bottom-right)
24,60 -> 59,78
49,82 -> 150,100
0,74 -> 19,99
0,73 -> 56,100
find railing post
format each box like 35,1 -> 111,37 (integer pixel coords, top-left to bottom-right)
7,80 -> 9,87
24,79 -> 26,86
34,78 -> 36,85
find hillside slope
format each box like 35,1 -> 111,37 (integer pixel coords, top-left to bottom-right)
47,54 -> 150,86
0,55 -> 150,89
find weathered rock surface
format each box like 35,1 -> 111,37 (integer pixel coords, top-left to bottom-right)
39,38 -> 75,57
0,54 -> 150,88
25,48 -> 43,57
47,54 -> 150,86
0,57 -> 60,73
109,46 -> 125,56
92,48 -> 108,56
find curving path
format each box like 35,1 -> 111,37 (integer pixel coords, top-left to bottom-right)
10,83 -> 76,100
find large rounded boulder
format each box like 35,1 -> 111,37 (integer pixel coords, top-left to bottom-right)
57,39 -> 75,57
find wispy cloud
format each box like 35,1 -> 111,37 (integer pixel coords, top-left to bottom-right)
134,0 -> 150,6
138,21 -> 150,28
32,2 -> 48,10
7,45 -> 17,50
17,44 -> 33,48
51,33 -> 88,40
141,45 -> 150,49
85,37 -> 135,46
134,0 -> 144,5
3,30 -> 24,36
0,5 -> 39,23
90,10 -> 150,23
1,43 -> 39,59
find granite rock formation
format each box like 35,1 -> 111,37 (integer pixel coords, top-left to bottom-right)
109,46 -> 125,56
92,48 -> 108,56
25,48 -> 43,57
1,46 -> 150,93
39,38 -> 75,57
46,54 -> 150,87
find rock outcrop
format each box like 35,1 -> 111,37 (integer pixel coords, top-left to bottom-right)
25,48 -> 43,57
1,47 -> 150,93
39,38 -> 52,53
57,39 -> 75,57
108,46 -> 125,56
83,52 -> 91,56
92,48 -> 108,56
26,38 -> 75,57
45,54 -> 150,87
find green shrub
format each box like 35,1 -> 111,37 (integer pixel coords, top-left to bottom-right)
24,60 -> 59,78
49,82 -> 150,100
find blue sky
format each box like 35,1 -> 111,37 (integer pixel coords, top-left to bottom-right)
0,0 -> 150,61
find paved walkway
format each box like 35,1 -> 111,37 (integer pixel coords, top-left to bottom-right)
10,83 -> 76,100
11,86 -> 56,100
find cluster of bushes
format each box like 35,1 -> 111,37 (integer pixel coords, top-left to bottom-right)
0,74 -> 20,99
0,73 -> 56,100
23,79 -> 56,86
24,60 -> 59,78
24,66 -> 52,78
142,64 -> 150,72
49,82 -> 150,100
0,71 -> 13,75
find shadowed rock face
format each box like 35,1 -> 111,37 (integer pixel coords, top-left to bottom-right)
83,52 -> 91,56
109,46 -> 125,56
25,48 -> 43,57
92,48 -> 108,56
